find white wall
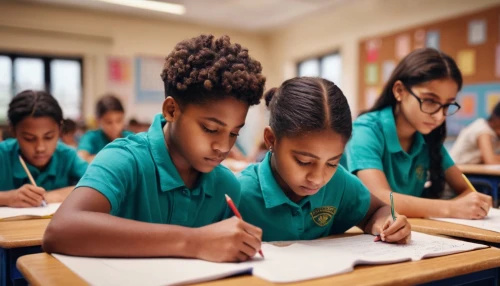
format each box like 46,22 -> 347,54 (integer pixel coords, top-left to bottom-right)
0,1 -> 271,125
266,0 -> 500,116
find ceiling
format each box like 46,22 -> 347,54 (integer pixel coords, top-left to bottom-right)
18,0 -> 352,31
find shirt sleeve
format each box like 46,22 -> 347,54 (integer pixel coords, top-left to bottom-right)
77,132 -> 96,154
76,145 -> 137,214
441,145 -> 455,170
346,122 -> 385,173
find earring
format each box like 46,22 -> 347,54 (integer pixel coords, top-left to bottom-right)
269,146 -> 273,153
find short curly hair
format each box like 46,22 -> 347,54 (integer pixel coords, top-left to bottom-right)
161,34 -> 266,107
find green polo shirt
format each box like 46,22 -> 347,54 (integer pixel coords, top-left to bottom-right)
346,106 -> 455,197
77,129 -> 134,155
0,139 -> 88,191
76,113 -> 241,225
238,152 -> 371,242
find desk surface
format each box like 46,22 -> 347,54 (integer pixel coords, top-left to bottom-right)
0,221 -> 355,250
459,164 -> 500,176
0,219 -> 50,248
17,246 -> 500,286
409,218 -> 500,244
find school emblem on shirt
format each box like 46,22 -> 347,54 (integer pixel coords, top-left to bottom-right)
310,206 -> 337,227
416,166 -> 425,181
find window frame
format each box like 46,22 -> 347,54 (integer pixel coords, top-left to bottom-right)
296,50 -> 341,82
0,51 -> 84,125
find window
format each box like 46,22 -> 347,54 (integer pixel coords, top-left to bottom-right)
0,53 -> 83,124
297,52 -> 342,86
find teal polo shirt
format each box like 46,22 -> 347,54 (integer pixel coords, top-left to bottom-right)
346,106 -> 455,197
77,129 -> 134,155
238,152 -> 371,242
76,113 -> 241,225
0,139 -> 88,191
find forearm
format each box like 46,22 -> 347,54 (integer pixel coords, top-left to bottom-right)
43,211 -> 199,258
373,189 -> 450,218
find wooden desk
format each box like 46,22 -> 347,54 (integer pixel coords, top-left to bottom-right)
0,219 -> 50,286
409,218 -> 500,245
459,165 -> 500,176
17,246 -> 500,285
458,165 -> 500,207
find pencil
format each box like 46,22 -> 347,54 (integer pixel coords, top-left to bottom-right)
18,155 -> 47,207
462,174 -> 478,192
225,194 -> 264,258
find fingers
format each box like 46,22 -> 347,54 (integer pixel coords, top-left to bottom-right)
20,193 -> 41,207
381,216 -> 404,237
241,220 -> 263,239
24,185 -> 46,197
384,222 -> 411,243
239,241 -> 258,258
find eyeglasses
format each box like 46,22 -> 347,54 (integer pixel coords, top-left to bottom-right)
404,85 -> 461,116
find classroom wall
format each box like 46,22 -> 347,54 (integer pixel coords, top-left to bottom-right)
266,0 -> 500,116
0,1 -> 272,151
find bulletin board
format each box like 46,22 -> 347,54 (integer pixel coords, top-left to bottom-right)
358,4 -> 500,136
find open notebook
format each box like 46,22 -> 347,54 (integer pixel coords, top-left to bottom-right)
0,203 -> 61,220
432,207 -> 500,233
52,232 -> 486,285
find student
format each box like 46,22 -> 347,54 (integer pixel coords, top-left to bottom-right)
77,94 -> 133,162
0,90 -> 88,207
450,101 -> 500,164
43,34 -> 267,262
346,48 -> 492,219
238,77 -> 411,243
60,119 -> 78,148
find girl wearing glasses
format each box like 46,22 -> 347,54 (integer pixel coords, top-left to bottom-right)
346,48 -> 492,219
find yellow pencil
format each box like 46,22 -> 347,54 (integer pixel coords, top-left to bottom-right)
462,174 -> 478,193
18,155 -> 47,206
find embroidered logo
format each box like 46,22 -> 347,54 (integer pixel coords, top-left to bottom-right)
416,166 -> 425,181
310,206 -> 337,227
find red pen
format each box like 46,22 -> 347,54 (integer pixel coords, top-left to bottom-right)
225,194 -> 264,258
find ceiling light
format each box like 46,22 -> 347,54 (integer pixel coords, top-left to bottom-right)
95,0 -> 185,15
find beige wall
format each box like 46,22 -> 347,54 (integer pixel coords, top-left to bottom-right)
266,0 -> 500,116
0,1 -> 271,124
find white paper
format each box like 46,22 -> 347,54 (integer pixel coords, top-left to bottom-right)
0,203 -> 61,219
52,254 -> 253,286
432,208 -> 500,233
52,232 -> 486,285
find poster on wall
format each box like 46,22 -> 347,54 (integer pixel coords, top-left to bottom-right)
414,29 -> 426,49
395,34 -> 411,59
135,56 -> 165,103
457,49 -> 476,76
447,83 -> 500,136
426,30 -> 440,50
468,19 -> 487,45
106,56 -> 133,106
366,39 -> 381,63
486,92 -> 500,114
382,61 -> 396,82
365,64 -> 378,85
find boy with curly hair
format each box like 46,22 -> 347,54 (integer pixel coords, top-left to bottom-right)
43,35 -> 267,262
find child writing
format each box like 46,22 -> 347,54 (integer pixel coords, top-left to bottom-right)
346,48 -> 492,219
238,77 -> 411,243
43,34 -> 267,262
0,90 -> 88,207
450,101 -> 500,164
77,94 -> 133,162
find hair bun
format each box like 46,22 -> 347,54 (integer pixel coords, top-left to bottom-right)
264,87 -> 278,107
